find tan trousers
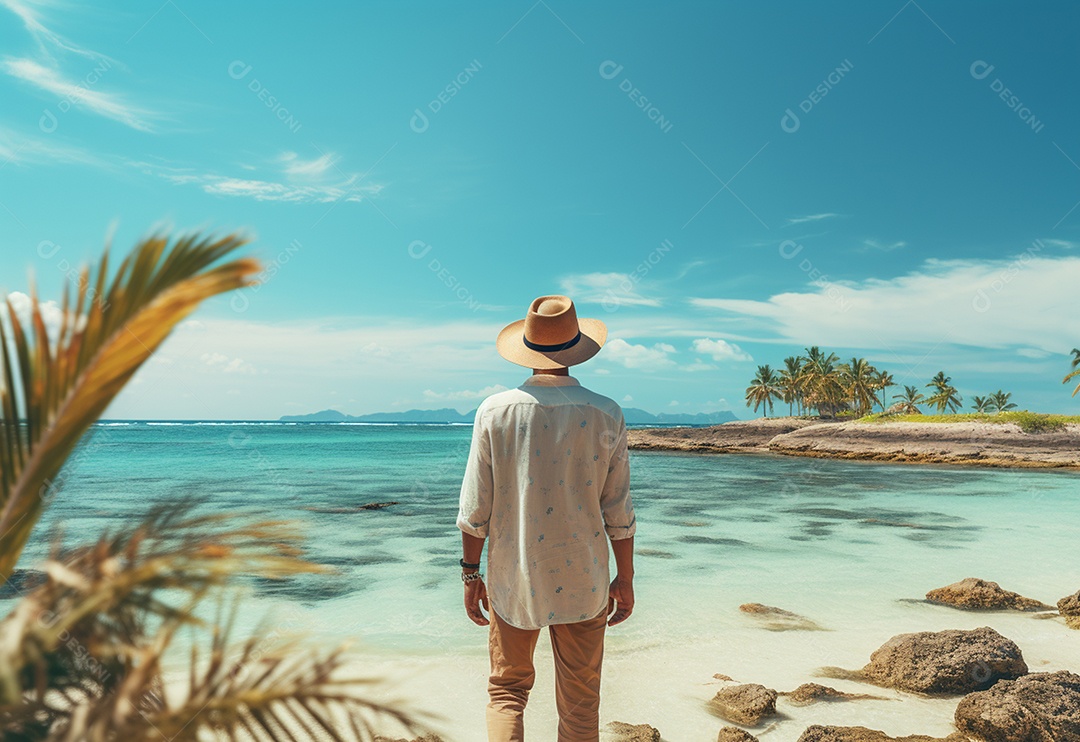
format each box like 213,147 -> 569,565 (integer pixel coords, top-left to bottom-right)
486,605 -> 607,742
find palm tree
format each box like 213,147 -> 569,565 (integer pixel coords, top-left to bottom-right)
873,370 -> 895,412
802,349 -> 844,417
778,356 -> 804,416
839,357 -> 878,417
990,389 -> 1017,413
0,234 -> 422,740
925,371 -> 962,414
1065,348 -> 1080,397
971,395 -> 992,414
893,385 -> 925,414
745,364 -> 782,417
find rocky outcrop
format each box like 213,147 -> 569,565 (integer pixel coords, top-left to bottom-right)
707,683 -> 778,725
797,726 -> 965,742
718,727 -> 760,742
925,578 -> 1052,611
953,670 -> 1080,740
860,626 -> 1027,694
768,421 -> 1080,468
739,603 -> 827,631
631,418 -> 1080,468
1058,591 -> 1080,629
781,682 -> 886,705
629,418 -> 828,454
603,721 -> 661,741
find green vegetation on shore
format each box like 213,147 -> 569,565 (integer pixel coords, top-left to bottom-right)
858,410 -> 1080,433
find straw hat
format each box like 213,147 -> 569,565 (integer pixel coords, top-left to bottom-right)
496,295 -> 607,369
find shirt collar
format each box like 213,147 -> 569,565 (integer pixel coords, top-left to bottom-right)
522,374 -> 581,387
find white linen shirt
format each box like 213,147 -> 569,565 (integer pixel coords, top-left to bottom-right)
457,374 -> 636,630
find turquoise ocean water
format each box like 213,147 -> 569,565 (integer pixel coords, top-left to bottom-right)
11,422 -> 1080,739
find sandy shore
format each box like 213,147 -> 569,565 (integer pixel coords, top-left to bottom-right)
629,418 -> 1080,469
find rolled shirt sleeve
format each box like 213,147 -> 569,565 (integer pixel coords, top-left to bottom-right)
599,415 -> 635,540
457,406 -> 494,538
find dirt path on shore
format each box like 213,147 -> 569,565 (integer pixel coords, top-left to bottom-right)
628,418 -> 1080,469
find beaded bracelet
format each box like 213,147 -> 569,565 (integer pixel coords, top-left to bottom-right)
461,571 -> 483,584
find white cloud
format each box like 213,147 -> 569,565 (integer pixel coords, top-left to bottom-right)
560,273 -> 660,308
361,341 -> 390,357
1017,348 -> 1052,359
691,337 -> 753,362
1041,238 -> 1078,250
0,0 -> 103,61
422,385 -> 508,401
156,150 -> 382,205
162,173 -> 381,204
200,352 -> 228,366
2,58 -> 153,131
785,213 -> 839,225
691,255 -> 1080,355
668,400 -> 679,407
281,151 -> 340,179
2,291 -> 63,335
223,358 -> 256,374
862,238 -> 906,252
0,124 -> 106,167
622,394 -> 633,402
601,338 -> 676,369
200,352 -> 255,374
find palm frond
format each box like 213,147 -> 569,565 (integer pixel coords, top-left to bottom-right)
0,234 -> 260,581
0,498 -> 323,706
1065,350 -> 1080,396
0,499 -> 430,741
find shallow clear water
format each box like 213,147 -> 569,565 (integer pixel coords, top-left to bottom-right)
10,422 -> 1080,740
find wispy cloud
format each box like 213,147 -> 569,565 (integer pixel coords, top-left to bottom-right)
0,131 -> 379,205
785,213 -> 840,225
280,151 -> 340,179
0,0 -> 104,61
862,238 -> 906,252
3,57 -> 154,131
0,124 -> 106,167
157,149 -> 382,204
1041,238 -> 1078,250
200,352 -> 257,374
422,384 -> 508,401
162,173 -> 381,204
560,272 -> 661,308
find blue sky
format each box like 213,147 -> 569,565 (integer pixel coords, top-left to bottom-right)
1,1 -> 1079,419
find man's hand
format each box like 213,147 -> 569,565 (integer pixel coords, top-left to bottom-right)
464,576 -> 490,626
607,575 -> 634,626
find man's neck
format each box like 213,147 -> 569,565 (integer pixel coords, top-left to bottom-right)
531,367 -> 570,376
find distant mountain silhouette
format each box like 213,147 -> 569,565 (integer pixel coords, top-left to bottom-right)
622,408 -> 738,425
280,406 -> 737,425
